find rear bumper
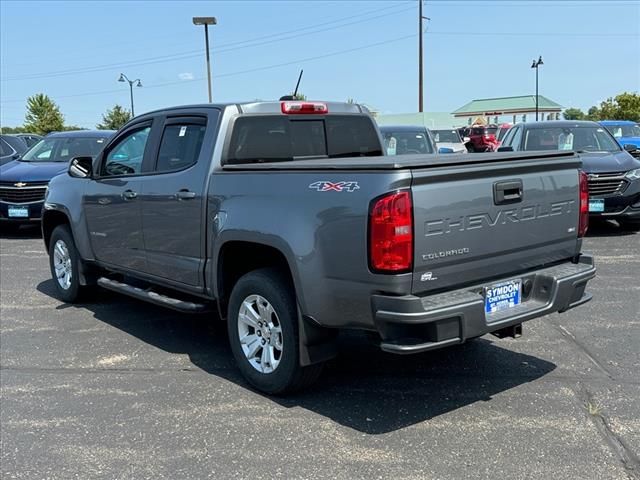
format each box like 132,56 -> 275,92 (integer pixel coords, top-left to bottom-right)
372,255 -> 596,354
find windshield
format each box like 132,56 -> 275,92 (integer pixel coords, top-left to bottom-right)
21,136 -> 107,162
432,130 -> 461,143
522,126 -> 621,153
603,123 -> 640,139
497,126 -> 511,141
381,130 -> 434,155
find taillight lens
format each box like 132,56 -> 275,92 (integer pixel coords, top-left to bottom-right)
369,191 -> 413,273
281,101 -> 328,114
578,170 -> 589,237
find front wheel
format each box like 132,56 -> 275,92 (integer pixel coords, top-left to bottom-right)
48,225 -> 88,303
227,268 -> 323,394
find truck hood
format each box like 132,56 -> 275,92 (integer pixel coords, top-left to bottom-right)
0,160 -> 68,183
577,151 -> 640,174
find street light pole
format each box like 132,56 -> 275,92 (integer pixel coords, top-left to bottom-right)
193,16 -> 217,103
118,73 -> 142,116
531,56 -> 544,121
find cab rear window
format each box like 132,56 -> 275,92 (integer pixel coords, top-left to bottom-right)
225,115 -> 382,164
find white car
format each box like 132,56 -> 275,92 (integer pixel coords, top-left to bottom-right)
432,129 -> 467,154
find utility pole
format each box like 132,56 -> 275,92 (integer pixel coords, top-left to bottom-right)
418,1 -> 429,113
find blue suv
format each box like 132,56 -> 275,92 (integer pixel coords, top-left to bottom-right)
600,120 -> 640,158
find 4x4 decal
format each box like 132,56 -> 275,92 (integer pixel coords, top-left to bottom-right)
308,181 -> 360,192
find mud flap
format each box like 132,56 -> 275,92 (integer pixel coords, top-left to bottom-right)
298,311 -> 338,366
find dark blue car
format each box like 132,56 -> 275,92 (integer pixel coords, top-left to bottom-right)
499,120 -> 640,231
0,130 -> 114,229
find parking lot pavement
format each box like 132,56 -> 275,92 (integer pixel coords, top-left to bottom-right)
1,222 -> 638,480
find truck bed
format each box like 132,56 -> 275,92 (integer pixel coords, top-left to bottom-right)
222,151 -> 580,171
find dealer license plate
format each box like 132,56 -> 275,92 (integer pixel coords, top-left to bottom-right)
589,199 -> 605,212
8,206 -> 29,218
485,280 -> 521,314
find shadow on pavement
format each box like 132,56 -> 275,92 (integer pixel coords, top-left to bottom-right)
586,218 -> 638,238
37,278 -> 556,434
0,223 -> 42,239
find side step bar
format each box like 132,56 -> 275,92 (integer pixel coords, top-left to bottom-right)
97,277 -> 212,313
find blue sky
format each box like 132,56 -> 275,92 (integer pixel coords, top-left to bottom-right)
1,0 -> 638,128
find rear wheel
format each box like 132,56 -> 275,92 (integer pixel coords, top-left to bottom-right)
48,225 -> 89,303
227,268 -> 323,394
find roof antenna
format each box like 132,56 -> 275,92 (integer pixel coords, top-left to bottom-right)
279,69 -> 304,101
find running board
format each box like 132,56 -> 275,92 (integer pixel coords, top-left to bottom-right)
97,277 -> 211,313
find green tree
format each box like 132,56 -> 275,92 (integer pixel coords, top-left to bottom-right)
293,93 -> 307,101
587,92 -> 640,122
563,108 -> 586,120
96,104 -> 132,130
587,105 -> 601,120
23,93 -> 65,135
0,126 -> 27,134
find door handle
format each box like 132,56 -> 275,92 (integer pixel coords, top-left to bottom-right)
176,190 -> 196,200
493,180 -> 523,205
122,190 -> 137,200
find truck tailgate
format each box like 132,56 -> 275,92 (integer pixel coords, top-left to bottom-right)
411,154 -> 583,295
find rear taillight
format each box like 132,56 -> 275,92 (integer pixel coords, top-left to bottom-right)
578,170 -> 589,237
281,101 -> 328,114
369,191 -> 413,273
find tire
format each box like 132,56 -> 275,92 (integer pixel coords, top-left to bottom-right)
620,220 -> 640,232
48,225 -> 88,303
227,268 -> 323,394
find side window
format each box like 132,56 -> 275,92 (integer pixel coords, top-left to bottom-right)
156,122 -> 206,172
102,126 -> 150,176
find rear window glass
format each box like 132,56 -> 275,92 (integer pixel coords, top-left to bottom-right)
226,115 -> 382,164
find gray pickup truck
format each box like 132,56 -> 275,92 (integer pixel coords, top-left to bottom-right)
42,100 -> 596,393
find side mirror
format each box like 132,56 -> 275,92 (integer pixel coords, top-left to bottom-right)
623,144 -> 638,153
463,137 -> 471,143
69,156 -> 93,178
438,147 -> 454,154
497,146 -> 514,152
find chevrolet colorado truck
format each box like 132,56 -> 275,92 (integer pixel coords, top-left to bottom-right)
42,101 -> 596,394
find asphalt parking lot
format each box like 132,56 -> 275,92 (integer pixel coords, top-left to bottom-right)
1,222 -> 638,480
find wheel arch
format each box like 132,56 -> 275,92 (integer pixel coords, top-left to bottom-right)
42,208 -> 72,251
215,239 -> 338,367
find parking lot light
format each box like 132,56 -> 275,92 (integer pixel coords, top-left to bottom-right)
531,56 -> 544,121
192,16 -> 217,102
118,73 -> 142,116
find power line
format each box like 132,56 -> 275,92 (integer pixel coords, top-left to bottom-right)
0,2 -> 414,82
0,31 -> 420,104
426,30 -> 637,37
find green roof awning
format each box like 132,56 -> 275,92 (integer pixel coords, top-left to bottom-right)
453,96 -> 562,116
